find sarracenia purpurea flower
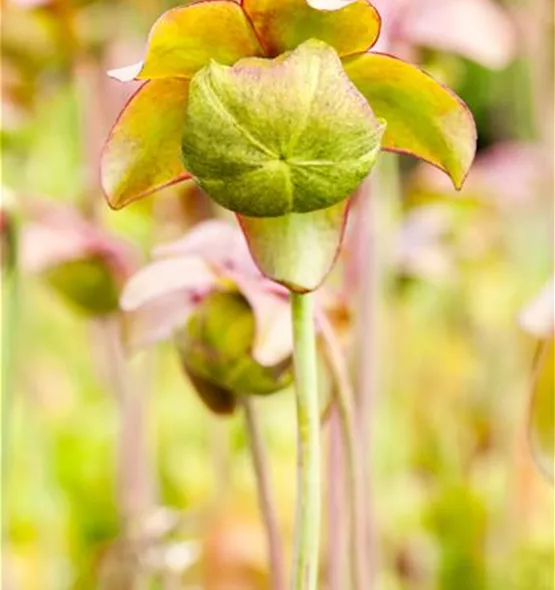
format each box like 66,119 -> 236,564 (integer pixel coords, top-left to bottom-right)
101,0 -> 476,293
120,220 -> 294,414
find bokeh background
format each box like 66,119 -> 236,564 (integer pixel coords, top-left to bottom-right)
1,0 -> 554,588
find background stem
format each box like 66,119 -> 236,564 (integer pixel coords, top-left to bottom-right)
354,154 -> 401,582
240,396 -> 286,590
291,292 -> 321,590
319,314 -> 368,590
1,216 -> 19,590
326,409 -> 345,590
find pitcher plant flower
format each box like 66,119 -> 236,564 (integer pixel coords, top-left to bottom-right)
121,219 -> 293,588
101,0 -> 476,293
101,2 -> 476,588
120,220 -> 294,414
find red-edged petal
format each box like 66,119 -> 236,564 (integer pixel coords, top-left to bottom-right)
343,52 -> 477,189
101,79 -> 191,209
237,200 -> 350,293
114,1 -> 264,81
242,0 -> 381,57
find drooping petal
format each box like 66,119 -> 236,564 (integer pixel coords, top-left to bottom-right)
238,200 -> 350,293
343,52 -> 477,189
123,292 -> 196,350
123,1 -> 264,81
120,257 -> 216,311
101,79 -> 191,209
230,274 -> 293,366
153,219 -> 260,278
242,0 -> 381,57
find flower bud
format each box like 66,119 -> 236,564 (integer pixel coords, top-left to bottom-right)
174,290 -> 293,414
182,39 -> 385,218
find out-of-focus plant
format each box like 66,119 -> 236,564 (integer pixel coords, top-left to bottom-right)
519,278 -> 554,483
100,1 -> 476,588
21,202 -> 136,315
121,220 -> 294,413
121,219 -> 292,589
372,0 -> 516,69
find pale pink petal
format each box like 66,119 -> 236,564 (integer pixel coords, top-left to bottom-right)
231,274 -> 293,366
412,142 -> 542,207
108,61 -> 144,82
20,202 -> 136,280
154,220 -> 260,277
519,279 -> 555,339
123,292 -> 194,350
403,0 -> 516,69
471,142 -> 541,205
120,257 -> 215,311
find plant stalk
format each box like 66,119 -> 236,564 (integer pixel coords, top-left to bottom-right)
241,396 -> 286,590
326,408 -> 345,590
1,216 -> 19,590
291,292 -> 321,590
319,314 -> 368,590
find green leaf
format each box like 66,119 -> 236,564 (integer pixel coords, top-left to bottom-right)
242,0 -> 381,57
238,200 -> 349,292
101,79 -> 191,209
182,39 -> 385,217
343,52 -> 476,189
528,341 -> 554,483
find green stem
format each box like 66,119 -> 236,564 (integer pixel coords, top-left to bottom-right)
241,396 -> 286,590
1,216 -> 19,568
291,292 -> 321,590
319,314 -> 367,589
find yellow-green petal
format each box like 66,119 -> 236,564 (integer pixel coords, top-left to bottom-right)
238,201 -> 350,293
343,52 -> 477,189
242,0 -> 381,57
101,79 -> 191,209
134,1 -> 264,80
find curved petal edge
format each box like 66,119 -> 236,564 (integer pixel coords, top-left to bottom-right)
343,52 -> 477,189
101,79 -> 191,209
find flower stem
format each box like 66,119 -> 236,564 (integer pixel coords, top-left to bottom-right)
1,216 -> 20,587
326,409 -> 345,590
291,291 -> 321,590
319,314 -> 368,590
241,396 -> 286,590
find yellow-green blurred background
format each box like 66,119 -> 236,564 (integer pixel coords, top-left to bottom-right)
1,0 -> 553,589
